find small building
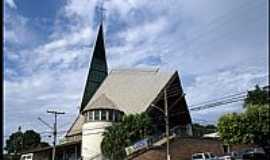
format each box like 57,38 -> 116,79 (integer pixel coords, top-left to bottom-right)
19,141 -> 81,160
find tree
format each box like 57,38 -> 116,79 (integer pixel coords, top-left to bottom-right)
244,85 -> 269,107
101,112 -> 154,160
217,105 -> 270,157
5,128 -> 24,154
5,127 -> 50,155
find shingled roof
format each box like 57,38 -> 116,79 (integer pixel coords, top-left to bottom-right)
84,93 -> 119,111
66,69 -> 177,137
83,69 -> 175,114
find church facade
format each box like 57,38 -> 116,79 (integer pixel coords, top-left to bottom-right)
64,23 -> 192,160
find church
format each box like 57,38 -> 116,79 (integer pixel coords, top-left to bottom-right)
20,22 -> 192,160
63,22 -> 193,160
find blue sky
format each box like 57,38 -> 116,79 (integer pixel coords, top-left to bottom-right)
4,0 -> 268,143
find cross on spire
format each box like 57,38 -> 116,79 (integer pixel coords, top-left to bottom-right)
96,0 -> 109,23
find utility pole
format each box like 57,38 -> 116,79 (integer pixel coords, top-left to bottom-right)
38,110 -> 65,160
47,110 -> 65,160
150,87 -> 179,160
164,89 -> 171,160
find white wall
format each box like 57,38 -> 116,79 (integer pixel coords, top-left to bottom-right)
82,121 -> 112,160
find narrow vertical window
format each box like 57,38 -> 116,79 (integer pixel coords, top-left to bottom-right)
85,112 -> 88,122
115,111 -> 120,122
94,110 -> 99,121
112,110 -> 115,122
109,110 -> 113,121
89,111 -> 93,121
101,110 -> 107,120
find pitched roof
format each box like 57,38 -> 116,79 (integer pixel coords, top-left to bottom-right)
67,69 -> 176,137
83,69 -> 176,114
66,114 -> 84,137
80,24 -> 108,112
84,93 -> 119,111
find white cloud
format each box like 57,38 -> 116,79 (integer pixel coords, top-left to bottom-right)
186,66 -> 268,105
42,26 -> 95,52
4,68 -> 89,139
5,0 -> 17,9
4,12 -> 38,46
186,66 -> 268,123
3,0 -> 268,141
64,0 -> 98,26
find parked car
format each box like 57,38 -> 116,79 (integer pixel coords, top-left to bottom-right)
192,152 -> 218,160
192,153 -> 207,160
20,153 -> 33,160
219,155 -> 235,160
205,152 -> 218,160
242,151 -> 266,160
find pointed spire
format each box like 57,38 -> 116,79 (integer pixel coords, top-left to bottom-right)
80,24 -> 108,112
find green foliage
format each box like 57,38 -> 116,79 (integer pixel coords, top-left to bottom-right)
244,85 -> 269,107
101,112 -> 154,160
5,128 -> 50,154
23,130 -> 42,150
217,105 -> 270,152
5,130 -> 24,154
217,113 -> 245,145
192,123 -> 217,137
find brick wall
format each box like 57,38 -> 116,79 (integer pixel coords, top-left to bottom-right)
131,137 -> 255,160
132,137 -> 224,160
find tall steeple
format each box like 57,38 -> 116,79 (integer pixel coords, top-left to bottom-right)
80,24 -> 108,112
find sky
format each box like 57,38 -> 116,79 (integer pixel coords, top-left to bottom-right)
3,0 -> 268,144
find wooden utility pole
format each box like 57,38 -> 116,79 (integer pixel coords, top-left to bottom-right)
39,110 -> 65,160
47,110 -> 65,160
150,88 -> 172,160
164,89 -> 170,160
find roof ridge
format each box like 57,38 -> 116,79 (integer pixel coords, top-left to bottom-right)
82,93 -> 119,112
110,68 -> 160,73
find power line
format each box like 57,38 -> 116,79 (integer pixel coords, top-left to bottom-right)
189,92 -> 246,108
189,97 -> 246,111
40,85 -> 267,135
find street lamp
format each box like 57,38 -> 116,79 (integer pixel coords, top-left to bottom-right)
150,92 -> 185,160
150,103 -> 170,160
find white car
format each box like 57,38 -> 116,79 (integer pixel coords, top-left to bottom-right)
192,152 -> 218,160
192,153 -> 207,160
20,153 -> 33,160
218,155 -> 235,160
205,152 -> 218,160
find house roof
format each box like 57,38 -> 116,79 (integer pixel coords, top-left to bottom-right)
20,140 -> 81,154
66,69 -> 177,137
66,114 -> 85,137
83,69 -> 176,114
83,93 -> 119,111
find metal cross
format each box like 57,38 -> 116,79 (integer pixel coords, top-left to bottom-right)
96,0 -> 109,23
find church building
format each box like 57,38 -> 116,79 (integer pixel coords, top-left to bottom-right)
64,23 -> 193,160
